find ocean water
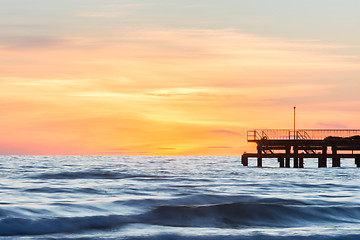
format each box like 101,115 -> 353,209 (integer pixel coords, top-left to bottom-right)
0,155 -> 360,240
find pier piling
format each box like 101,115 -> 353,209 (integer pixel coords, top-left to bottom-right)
332,157 -> 341,167
355,157 -> 360,167
332,146 -> 340,167
318,157 -> 327,168
257,146 -> 262,167
299,158 -> 304,168
242,155 -> 248,166
285,147 -> 291,168
318,146 -> 327,168
293,146 -> 299,168
278,157 -> 285,168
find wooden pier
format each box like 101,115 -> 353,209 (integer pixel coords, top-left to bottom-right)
242,129 -> 360,168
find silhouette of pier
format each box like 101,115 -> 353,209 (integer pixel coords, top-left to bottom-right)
242,129 -> 360,168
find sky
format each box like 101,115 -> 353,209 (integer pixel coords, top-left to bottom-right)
1,0 -> 360,155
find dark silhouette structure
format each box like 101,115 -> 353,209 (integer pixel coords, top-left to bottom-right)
242,129 -> 360,168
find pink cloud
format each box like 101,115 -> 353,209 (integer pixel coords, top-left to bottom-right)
315,122 -> 348,129
208,146 -> 233,149
211,130 -> 242,136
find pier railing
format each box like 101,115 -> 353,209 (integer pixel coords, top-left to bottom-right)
247,129 -> 360,141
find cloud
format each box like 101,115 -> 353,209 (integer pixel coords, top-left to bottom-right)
1,27 -> 360,155
101,151 -> 148,155
0,143 -> 32,155
208,146 -> 233,149
70,92 -> 137,98
75,12 -> 123,19
104,3 -> 152,8
145,88 -> 216,97
75,3 -> 151,19
7,79 -> 87,87
211,130 -> 242,136
0,34 -> 64,49
103,29 -> 359,68
315,122 -> 348,129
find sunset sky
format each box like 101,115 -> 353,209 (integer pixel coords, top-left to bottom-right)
1,0 -> 360,155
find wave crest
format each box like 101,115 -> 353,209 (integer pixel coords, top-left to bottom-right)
2,197 -> 360,236
141,200 -> 360,228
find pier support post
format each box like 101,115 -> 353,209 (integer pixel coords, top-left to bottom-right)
257,146 -> 262,167
318,145 -> 327,168
293,146 -> 299,168
285,147 -> 291,168
299,158 -> 304,168
332,158 -> 340,167
355,157 -> 360,167
318,157 -> 327,168
278,157 -> 285,168
331,146 -> 340,167
242,155 -> 248,166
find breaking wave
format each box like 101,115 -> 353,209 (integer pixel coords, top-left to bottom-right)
140,199 -> 360,228
1,197 -> 360,236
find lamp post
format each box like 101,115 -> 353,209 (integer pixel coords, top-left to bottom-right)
294,106 -> 296,140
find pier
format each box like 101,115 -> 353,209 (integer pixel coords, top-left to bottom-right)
242,129 -> 360,168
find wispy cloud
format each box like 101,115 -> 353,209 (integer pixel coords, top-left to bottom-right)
75,12 -> 123,19
101,151 -> 148,155
211,130 -> 242,136
0,34 -> 64,49
315,122 -> 348,129
7,79 -> 86,86
104,3 -> 152,8
0,143 -> 33,155
75,2 -> 151,19
208,146 -> 233,149
145,88 -> 216,97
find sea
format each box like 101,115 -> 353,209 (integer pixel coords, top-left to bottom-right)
0,155 -> 360,240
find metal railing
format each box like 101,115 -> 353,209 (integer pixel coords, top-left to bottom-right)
247,129 -> 360,141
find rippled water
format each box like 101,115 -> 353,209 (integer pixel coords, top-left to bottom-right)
0,155 -> 360,239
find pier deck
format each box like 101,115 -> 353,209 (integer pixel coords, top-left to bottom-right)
242,129 -> 360,168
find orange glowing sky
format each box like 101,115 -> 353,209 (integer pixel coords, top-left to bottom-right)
1,0 -> 360,155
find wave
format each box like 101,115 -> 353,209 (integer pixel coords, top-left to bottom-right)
31,170 -> 164,180
30,234 -> 360,240
118,194 -> 259,208
140,201 -> 360,228
24,187 -> 105,194
106,234 -> 360,240
0,215 -> 133,236
2,197 -> 360,236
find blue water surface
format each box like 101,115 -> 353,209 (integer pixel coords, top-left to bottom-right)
0,155 -> 359,239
